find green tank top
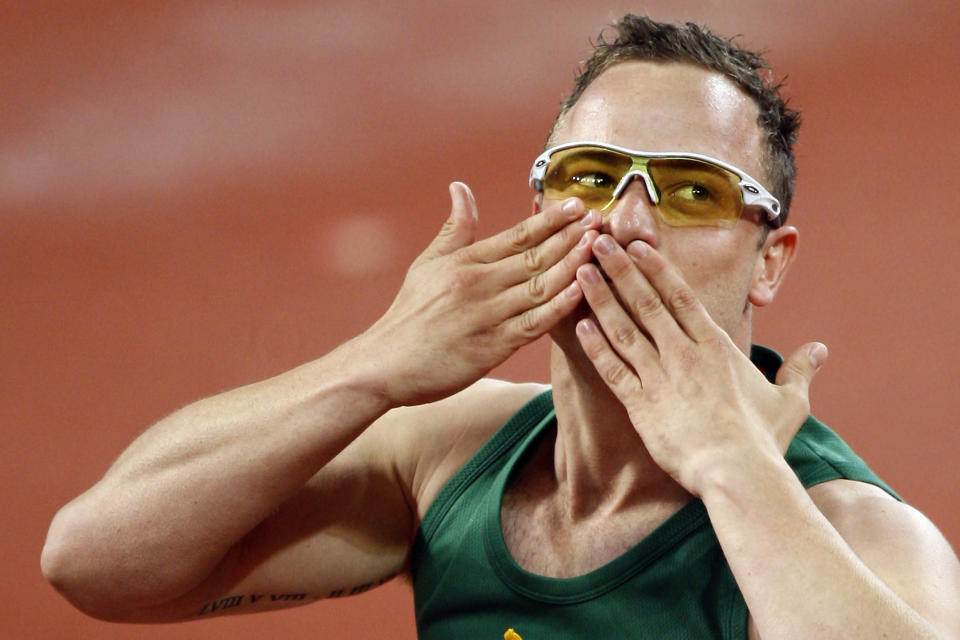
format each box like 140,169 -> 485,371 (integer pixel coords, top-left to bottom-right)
411,346 -> 900,640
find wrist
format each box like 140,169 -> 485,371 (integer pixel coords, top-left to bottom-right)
318,332 -> 402,412
694,447 -> 796,506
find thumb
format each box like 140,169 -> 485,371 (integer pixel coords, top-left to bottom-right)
422,181 -> 479,258
775,342 -> 828,392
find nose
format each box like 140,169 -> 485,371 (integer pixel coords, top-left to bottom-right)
600,175 -> 660,248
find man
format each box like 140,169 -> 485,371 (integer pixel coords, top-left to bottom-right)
42,15 -> 960,639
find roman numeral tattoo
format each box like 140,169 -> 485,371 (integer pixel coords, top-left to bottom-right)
197,575 -> 397,616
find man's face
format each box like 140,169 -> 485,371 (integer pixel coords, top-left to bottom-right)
547,60 -> 774,346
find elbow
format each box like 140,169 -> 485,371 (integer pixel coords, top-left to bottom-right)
41,505 -> 105,618
40,519 -> 70,592
42,501 -> 202,623
41,504 -> 138,622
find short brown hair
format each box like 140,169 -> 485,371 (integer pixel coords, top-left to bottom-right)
549,15 -> 801,222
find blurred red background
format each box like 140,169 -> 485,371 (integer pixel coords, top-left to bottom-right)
3,2 -> 958,638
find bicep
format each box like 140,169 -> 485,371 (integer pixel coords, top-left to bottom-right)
121,432 -> 414,622
122,378 -> 542,623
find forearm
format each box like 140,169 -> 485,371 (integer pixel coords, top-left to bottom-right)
700,455 -> 943,640
42,334 -> 394,613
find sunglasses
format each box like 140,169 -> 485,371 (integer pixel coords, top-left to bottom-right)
529,141 -> 782,228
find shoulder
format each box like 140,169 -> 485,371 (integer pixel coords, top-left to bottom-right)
809,479 -> 936,546
364,379 -> 549,519
809,479 -> 960,637
809,479 -> 951,564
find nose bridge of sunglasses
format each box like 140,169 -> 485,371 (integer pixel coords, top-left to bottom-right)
610,161 -> 659,208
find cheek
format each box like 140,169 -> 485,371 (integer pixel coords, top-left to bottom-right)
666,240 -> 758,331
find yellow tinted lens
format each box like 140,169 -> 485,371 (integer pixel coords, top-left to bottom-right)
648,158 -> 742,226
542,147 -> 633,210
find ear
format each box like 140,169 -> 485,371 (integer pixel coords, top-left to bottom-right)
531,194 -> 542,215
748,225 -> 798,308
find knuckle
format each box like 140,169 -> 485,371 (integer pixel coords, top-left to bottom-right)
602,361 -> 631,388
673,344 -> 700,372
522,246 -> 545,273
703,333 -> 733,355
611,324 -> 638,348
451,248 -> 472,266
667,286 -> 698,313
508,222 -> 532,252
516,308 -> 541,336
437,216 -> 458,238
632,291 -> 664,319
453,244 -> 482,265
526,272 -> 548,301
450,265 -> 482,291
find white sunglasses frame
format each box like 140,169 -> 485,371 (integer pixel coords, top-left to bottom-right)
528,141 -> 783,228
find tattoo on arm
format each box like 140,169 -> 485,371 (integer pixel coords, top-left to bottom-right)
327,574 -> 396,598
197,575 -> 397,615
198,593 -> 313,616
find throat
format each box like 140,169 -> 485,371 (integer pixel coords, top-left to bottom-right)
500,431 -> 692,578
501,483 -> 691,578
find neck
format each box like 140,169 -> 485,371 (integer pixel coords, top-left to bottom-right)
543,302 -> 756,520
547,339 -> 689,520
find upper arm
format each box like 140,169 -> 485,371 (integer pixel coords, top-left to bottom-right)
810,480 -> 960,639
116,417 -> 415,622
122,378 -> 545,622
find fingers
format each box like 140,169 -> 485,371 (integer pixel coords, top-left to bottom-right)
574,317 -> 644,399
576,262 -> 660,377
498,226 -> 598,317
587,236 -> 680,350
420,182 -> 480,260
622,240 -> 715,342
473,197 -> 601,329
492,209 -> 602,289
468,197 -> 595,265
500,277 -> 586,342
775,342 -> 828,394
576,235 -> 725,383
579,235 -> 697,366
585,235 -> 715,345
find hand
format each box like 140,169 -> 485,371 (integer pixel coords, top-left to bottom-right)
362,182 -> 601,406
573,235 -> 827,495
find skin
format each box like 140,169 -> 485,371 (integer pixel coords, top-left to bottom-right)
536,61 -> 960,639
41,61 -> 960,638
535,60 -> 798,516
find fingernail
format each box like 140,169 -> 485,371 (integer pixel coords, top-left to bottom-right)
577,231 -> 591,247
565,281 -> 582,298
808,343 -> 828,369
594,235 -> 615,255
627,241 -> 649,259
579,210 -> 596,227
562,199 -> 579,215
578,264 -> 601,284
576,319 -> 597,336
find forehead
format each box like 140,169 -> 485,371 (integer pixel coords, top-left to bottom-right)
553,61 -> 766,178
